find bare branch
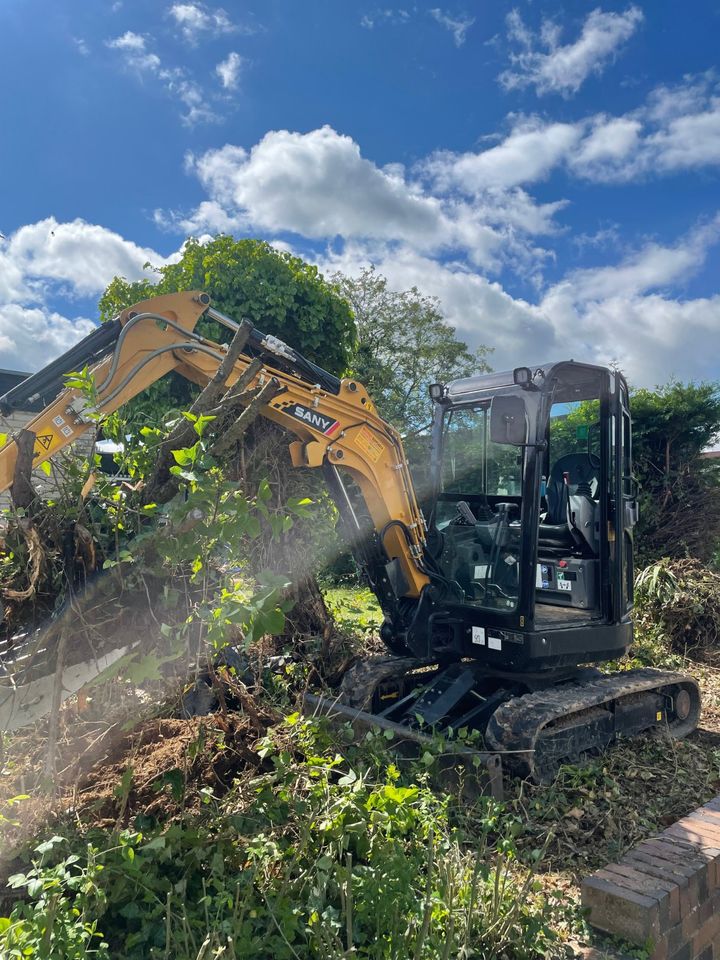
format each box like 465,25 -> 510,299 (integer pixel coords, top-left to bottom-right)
211,379 -> 282,457
11,429 -> 37,511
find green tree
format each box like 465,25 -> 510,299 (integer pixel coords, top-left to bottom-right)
99,235 -> 354,376
334,267 -> 491,436
630,380 -> 720,563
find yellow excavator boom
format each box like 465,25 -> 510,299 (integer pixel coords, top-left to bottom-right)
0,290 -> 430,599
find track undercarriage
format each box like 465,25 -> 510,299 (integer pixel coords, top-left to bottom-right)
339,656 -> 701,783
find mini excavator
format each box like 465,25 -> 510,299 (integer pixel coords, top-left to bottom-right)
0,291 -> 701,781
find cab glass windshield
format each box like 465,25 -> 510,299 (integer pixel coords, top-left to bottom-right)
435,401 -> 523,613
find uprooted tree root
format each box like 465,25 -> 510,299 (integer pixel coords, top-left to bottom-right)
0,686 -> 281,869
72,711 -> 275,827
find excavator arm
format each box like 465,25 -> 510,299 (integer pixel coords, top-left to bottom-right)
0,289 -> 431,637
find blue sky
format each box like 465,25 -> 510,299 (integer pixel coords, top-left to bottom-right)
1,0 -> 719,386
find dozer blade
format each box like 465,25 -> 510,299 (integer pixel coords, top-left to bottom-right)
303,692 -> 504,801
0,645 -> 131,733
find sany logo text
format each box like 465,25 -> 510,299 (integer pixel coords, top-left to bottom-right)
288,404 -> 340,436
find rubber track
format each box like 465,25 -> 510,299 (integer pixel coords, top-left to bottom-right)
485,666 -> 701,782
339,656 -> 426,711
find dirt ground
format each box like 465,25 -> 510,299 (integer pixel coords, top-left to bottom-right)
3,650 -> 720,901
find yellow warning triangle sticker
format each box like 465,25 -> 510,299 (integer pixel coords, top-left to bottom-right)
36,434 -> 53,451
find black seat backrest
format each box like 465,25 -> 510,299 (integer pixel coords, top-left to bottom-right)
545,453 -> 599,525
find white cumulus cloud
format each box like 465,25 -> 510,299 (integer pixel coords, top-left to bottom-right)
426,119 -> 583,191
0,219 -> 181,371
173,128 -> 509,268
106,30 -> 220,125
0,305 -> 97,374
169,2 -> 236,43
423,74 -> 720,193
153,120 -> 720,385
106,31 -> 161,72
500,6 -> 644,98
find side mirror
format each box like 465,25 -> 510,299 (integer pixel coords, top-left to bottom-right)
490,395 -> 528,446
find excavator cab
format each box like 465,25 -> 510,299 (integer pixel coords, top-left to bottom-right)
426,361 -> 637,670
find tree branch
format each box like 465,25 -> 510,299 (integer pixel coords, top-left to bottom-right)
210,379 -> 282,457
143,323 -> 256,504
11,429 -> 37,511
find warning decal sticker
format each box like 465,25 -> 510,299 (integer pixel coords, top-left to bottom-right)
354,425 -> 384,463
36,434 -> 53,451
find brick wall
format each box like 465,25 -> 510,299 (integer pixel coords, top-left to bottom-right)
0,411 -> 95,513
582,797 -> 720,960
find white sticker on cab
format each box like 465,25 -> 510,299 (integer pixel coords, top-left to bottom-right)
558,580 -> 572,591
488,635 -> 502,651
471,626 -> 486,646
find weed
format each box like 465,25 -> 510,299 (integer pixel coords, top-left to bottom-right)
2,835 -> 108,958
1,717 -> 574,959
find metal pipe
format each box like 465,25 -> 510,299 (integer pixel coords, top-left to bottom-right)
96,311 -> 208,395
206,306 -> 241,333
98,343 -> 226,409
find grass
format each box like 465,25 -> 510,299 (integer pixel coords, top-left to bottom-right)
322,584 -> 384,635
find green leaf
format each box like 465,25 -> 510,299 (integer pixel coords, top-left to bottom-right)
152,768 -> 185,802
171,446 -> 196,466
193,414 -> 216,438
257,478 -> 273,501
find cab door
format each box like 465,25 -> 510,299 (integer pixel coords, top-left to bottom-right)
613,379 -> 637,620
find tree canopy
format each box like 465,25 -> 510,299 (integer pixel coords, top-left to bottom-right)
335,267 -> 491,436
99,236 -> 355,376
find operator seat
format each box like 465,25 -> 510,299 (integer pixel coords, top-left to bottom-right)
539,453 -> 599,555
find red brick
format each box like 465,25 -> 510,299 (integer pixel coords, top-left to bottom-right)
628,847 -> 698,881
681,815 -> 720,844
664,824 -> 720,855
604,862 -> 680,896
648,923 -> 688,960
601,864 -> 680,928
684,812 -> 720,861
668,943 -> 692,960
682,907 -> 700,938
693,911 -> 720,954
584,794 -> 720,953
649,936 -> 670,960
622,856 -> 692,921
644,837 -> 711,870
694,808 -> 720,827
624,850 -> 693,887
650,923 -> 685,960
641,840 -> 713,890
582,873 -> 662,943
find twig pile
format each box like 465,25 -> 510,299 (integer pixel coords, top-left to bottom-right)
635,558 -> 720,652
